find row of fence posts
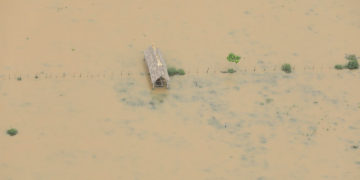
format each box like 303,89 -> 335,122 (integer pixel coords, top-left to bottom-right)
0,64 -> 348,80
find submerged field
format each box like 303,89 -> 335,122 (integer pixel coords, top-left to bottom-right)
1,0 -> 360,180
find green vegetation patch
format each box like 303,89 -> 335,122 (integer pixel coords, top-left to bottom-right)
7,128 -> 18,136
227,68 -> 235,73
177,68 -> 185,75
281,63 -> 292,73
346,54 -> 357,61
334,64 -> 344,70
346,60 -> 359,69
167,67 -> 177,76
266,98 -> 273,104
227,53 -> 241,64
167,67 -> 185,76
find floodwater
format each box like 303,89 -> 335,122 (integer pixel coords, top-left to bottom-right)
1,0 -> 360,179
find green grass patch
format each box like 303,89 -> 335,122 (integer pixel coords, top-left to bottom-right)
281,63 -> 292,73
7,128 -> 18,136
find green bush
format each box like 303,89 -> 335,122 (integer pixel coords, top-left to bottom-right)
334,64 -> 343,70
346,54 -> 357,61
227,53 -> 241,64
167,67 -> 177,76
7,128 -> 18,136
177,68 -> 185,75
346,60 -> 359,69
17,77 -> 22,81
266,98 -> 273,104
281,63 -> 292,73
227,68 -> 235,73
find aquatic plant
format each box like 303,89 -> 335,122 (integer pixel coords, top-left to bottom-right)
17,77 -> 22,81
177,68 -> 185,75
334,64 -> 343,70
281,63 -> 292,73
227,68 -> 235,73
227,53 -> 241,64
7,128 -> 18,136
167,67 -> 177,76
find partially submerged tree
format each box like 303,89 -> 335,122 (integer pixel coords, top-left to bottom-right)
227,53 -> 241,64
227,53 -> 241,72
282,63 -> 292,73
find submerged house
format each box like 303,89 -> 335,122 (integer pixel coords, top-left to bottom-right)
144,43 -> 170,89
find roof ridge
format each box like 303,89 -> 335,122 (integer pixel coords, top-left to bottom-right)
151,43 -> 163,67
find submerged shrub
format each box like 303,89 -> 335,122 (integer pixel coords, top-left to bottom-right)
334,64 -> 343,70
266,98 -> 273,104
17,77 -> 22,81
346,60 -> 359,69
7,128 -> 18,136
346,54 -> 357,61
227,68 -> 235,73
177,68 -> 185,75
167,67 -> 177,76
281,63 -> 292,73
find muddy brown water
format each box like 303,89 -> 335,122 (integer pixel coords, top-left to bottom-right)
1,0 -> 360,180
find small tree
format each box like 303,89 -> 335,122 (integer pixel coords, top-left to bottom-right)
282,63 -> 292,73
227,53 -> 241,63
227,53 -> 241,72
347,60 -> 359,69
